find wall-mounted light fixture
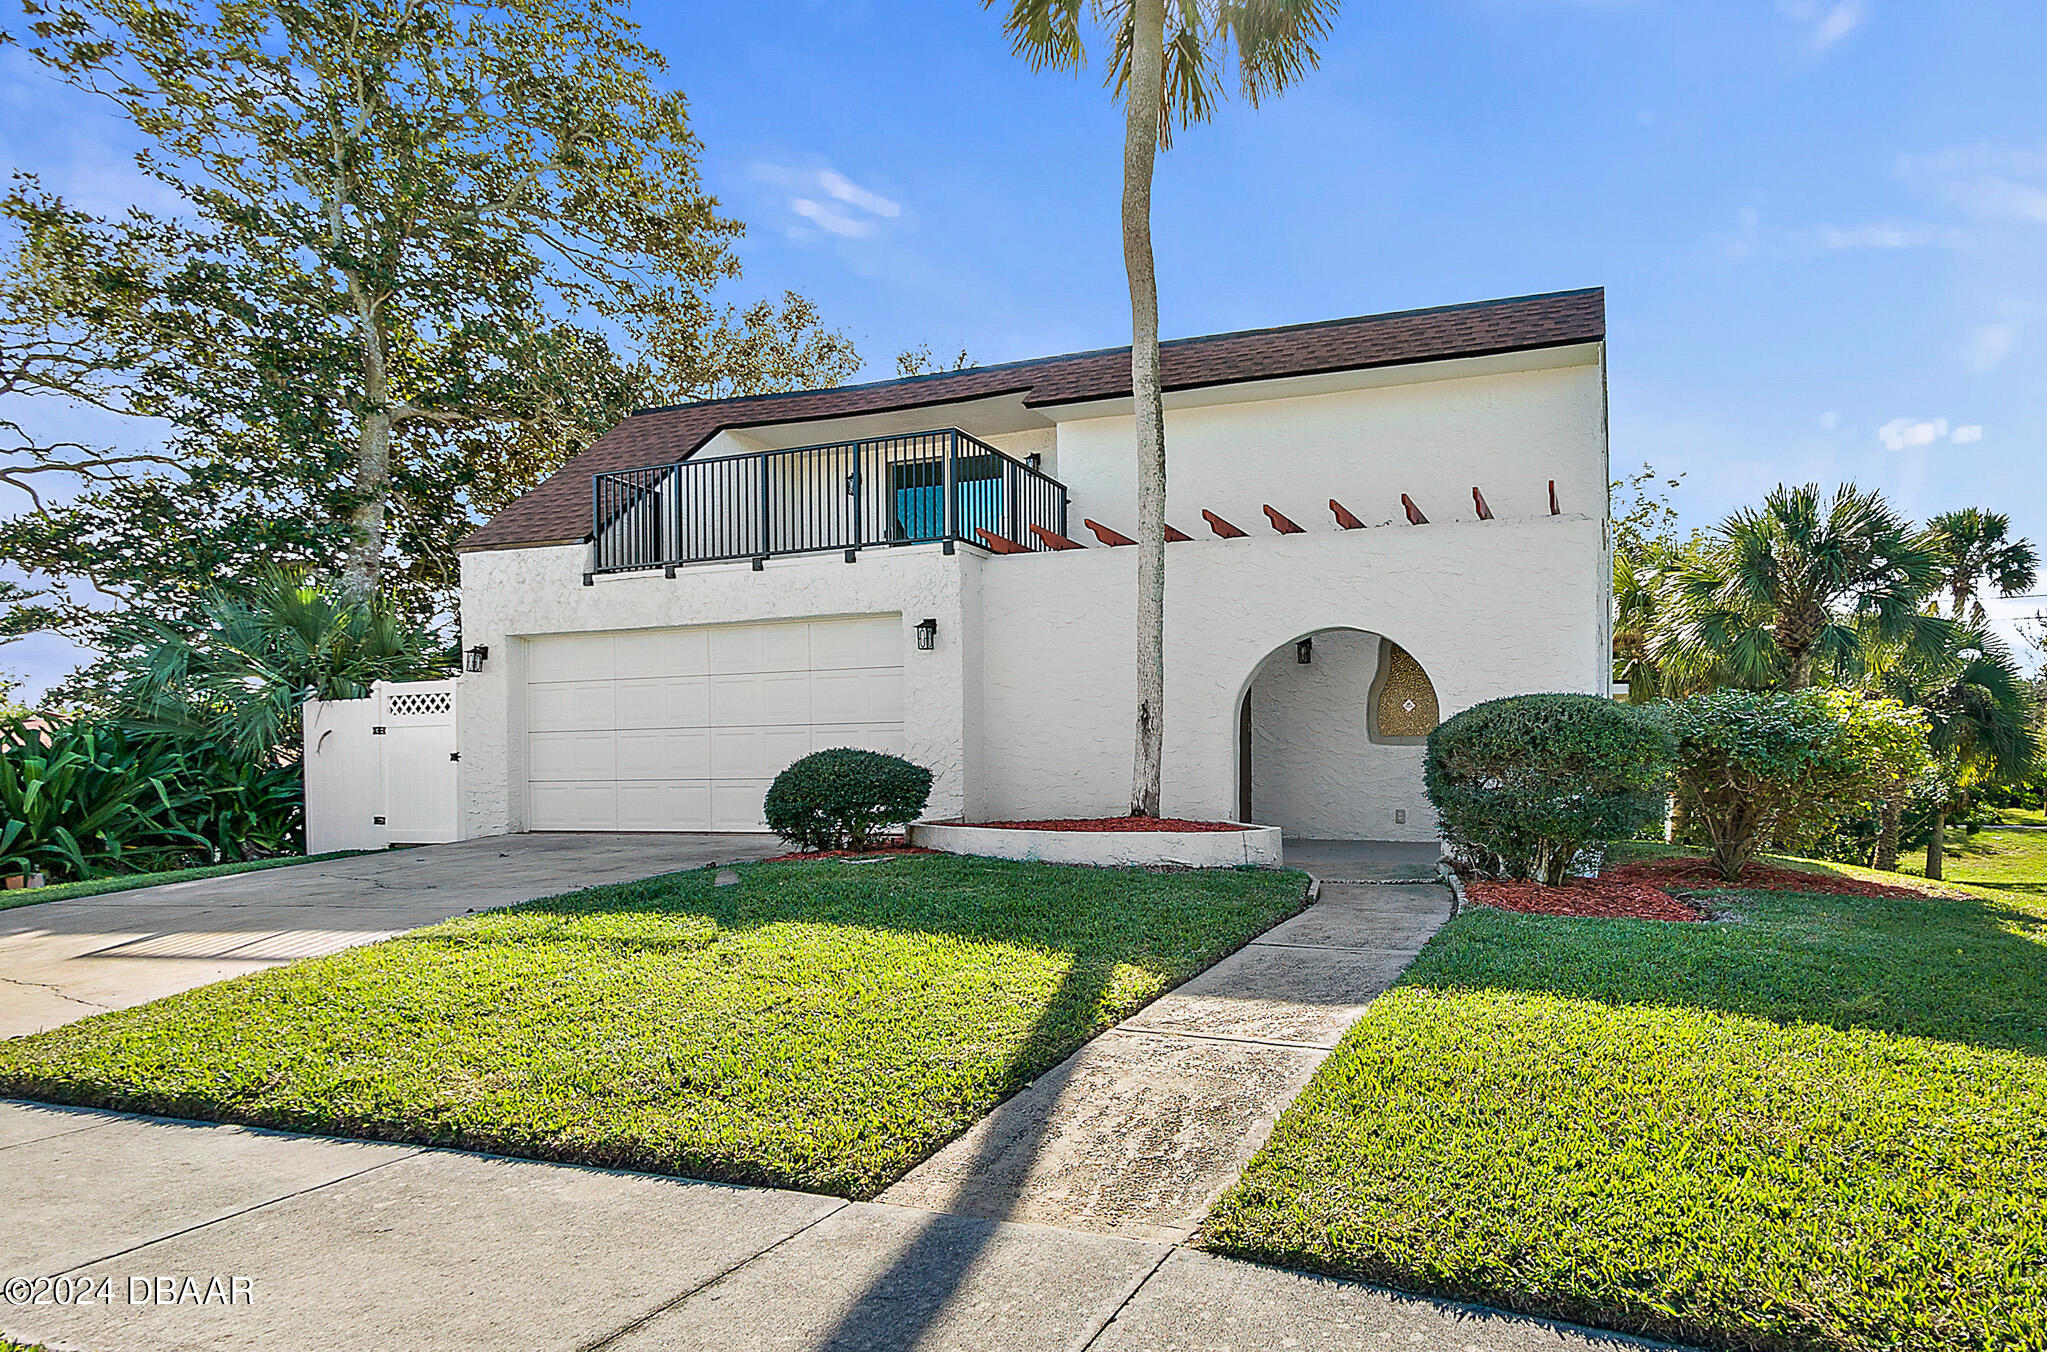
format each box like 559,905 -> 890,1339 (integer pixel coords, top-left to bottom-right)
1025,453 -> 1043,470
464,644 -> 490,673
915,618 -> 938,651
1296,637 -> 1313,664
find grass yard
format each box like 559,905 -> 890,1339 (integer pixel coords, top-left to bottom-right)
1903,822 -> 2047,895
1206,849 -> 2047,1352
0,852 -> 364,912
0,855 -> 1306,1198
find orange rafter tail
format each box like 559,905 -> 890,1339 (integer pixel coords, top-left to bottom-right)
1402,494 -> 1429,525
1084,518 -> 1136,547
1029,524 -> 1085,551
1472,487 -> 1494,520
1202,509 -> 1247,539
1263,505 -> 1305,534
1165,523 -> 1193,543
1549,479 -> 1561,515
974,527 -> 1031,555
1329,498 -> 1366,530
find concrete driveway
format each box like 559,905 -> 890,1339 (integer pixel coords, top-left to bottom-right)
0,834 -> 780,1039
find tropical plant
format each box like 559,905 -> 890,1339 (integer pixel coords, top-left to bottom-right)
1925,507 -> 2038,621
1425,694 -> 1673,886
1656,483 -> 1947,691
762,748 -> 933,853
1662,687 -> 1906,881
1869,624 -> 2037,878
107,569 -> 448,761
986,0 -> 1339,815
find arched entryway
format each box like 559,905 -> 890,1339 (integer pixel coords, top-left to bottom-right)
1236,627 -> 1441,842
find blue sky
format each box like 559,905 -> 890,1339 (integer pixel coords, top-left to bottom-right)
5,0 -> 2045,695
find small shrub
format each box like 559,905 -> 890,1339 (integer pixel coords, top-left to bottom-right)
1663,688 -> 1921,881
763,748 -> 933,852
1425,693 -> 1673,886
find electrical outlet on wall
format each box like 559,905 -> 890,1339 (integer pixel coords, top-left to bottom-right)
1394,808 -> 1407,825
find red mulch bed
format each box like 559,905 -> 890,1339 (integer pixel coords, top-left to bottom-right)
1601,858 -> 1952,899
760,845 -> 937,863
1465,876 -> 1707,923
947,817 -> 1251,833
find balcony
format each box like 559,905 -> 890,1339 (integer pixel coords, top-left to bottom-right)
591,428 -> 1070,576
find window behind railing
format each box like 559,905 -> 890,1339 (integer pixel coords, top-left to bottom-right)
592,428 -> 1068,574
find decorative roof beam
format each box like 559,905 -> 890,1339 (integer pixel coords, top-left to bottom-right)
1549,480 -> 1561,515
1202,509 -> 1247,539
1329,499 -> 1366,530
1029,524 -> 1086,551
1402,494 -> 1429,525
1084,518 -> 1135,546
974,527 -> 1032,555
1472,487 -> 1494,520
1263,505 -> 1304,534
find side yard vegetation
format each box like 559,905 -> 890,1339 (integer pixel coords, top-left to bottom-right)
1206,852 -> 2047,1352
0,855 -> 1306,1199
0,852 -> 361,912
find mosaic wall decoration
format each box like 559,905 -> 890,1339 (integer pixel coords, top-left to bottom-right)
1375,642 -> 1439,738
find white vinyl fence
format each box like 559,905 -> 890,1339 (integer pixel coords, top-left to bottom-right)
303,679 -> 460,854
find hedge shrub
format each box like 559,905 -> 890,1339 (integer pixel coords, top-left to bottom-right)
1425,693 -> 1673,885
763,748 -> 933,852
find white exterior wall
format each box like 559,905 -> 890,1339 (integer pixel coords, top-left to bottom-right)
1053,356 -> 1607,540
973,517 -> 1607,824
458,543 -> 981,838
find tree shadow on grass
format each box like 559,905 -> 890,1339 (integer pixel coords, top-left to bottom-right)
1428,884 -> 2047,1057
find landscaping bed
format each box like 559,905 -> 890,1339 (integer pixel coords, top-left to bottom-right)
0,854 -> 1308,1199
1463,875 -> 1704,922
1603,855 -> 1960,900
1206,853 -> 2047,1352
0,852 -> 363,912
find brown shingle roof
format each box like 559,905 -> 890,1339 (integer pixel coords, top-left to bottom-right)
460,287 -> 1603,551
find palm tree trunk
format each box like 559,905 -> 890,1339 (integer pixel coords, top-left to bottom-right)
1122,0 -> 1167,819
1924,808 -> 1945,880
1875,796 -> 1902,871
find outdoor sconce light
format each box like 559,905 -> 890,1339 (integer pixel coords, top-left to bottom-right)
1025,453 -> 1043,469
915,618 -> 938,651
464,645 -> 490,673
1296,637 -> 1313,665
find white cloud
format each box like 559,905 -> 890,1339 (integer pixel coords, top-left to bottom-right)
1961,320 -> 2019,373
1818,411 -> 1840,431
1951,425 -> 1984,444
1813,222 -> 1971,249
1777,0 -> 1868,53
1876,417 -> 1948,451
748,162 -> 906,244
1952,176 -> 2047,225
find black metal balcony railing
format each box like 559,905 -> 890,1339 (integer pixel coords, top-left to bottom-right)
591,428 -> 1070,575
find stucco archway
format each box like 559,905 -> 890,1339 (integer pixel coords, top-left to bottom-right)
1235,626 -> 1441,842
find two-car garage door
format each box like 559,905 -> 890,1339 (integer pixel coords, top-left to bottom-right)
524,615 -> 905,832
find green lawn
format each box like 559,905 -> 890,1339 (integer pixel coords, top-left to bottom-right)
1206,852 -> 2047,1352
0,852 -> 365,912
1904,822 -> 2047,894
1991,805 -> 2046,829
0,855 -> 1306,1198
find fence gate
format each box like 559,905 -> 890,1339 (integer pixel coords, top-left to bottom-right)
304,679 -> 460,854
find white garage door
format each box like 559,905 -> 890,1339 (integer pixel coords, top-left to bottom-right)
524,615 -> 905,832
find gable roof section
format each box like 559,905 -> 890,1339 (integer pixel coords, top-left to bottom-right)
459,286 -> 1604,551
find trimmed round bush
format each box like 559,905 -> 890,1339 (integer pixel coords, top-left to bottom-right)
763,748 -> 934,852
1425,693 -> 1673,885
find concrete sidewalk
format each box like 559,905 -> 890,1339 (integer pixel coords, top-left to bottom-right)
0,1101 -> 1668,1352
879,880 -> 1453,1240
0,833 -> 779,1038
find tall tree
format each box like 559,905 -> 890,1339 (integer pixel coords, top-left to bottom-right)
988,0 -> 1337,816
11,0 -> 857,605
1657,482 -> 1947,692
1871,625 -> 2037,879
1926,507 -> 2038,622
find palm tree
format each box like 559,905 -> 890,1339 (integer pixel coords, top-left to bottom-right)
1926,507 -> 2038,621
1657,482 -> 1947,691
110,569 -> 449,760
1871,624 -> 2038,878
988,0 -> 1338,815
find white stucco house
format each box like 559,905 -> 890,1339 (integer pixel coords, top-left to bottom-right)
454,288 -> 1611,845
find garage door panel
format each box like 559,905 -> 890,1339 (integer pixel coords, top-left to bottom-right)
528,731 -> 615,782
617,728 -> 709,780
810,616 -> 900,668
525,618 -> 903,833
529,681 -> 617,732
613,627 -> 710,678
527,634 -> 613,684
616,677 -> 709,729
617,781 -> 713,832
